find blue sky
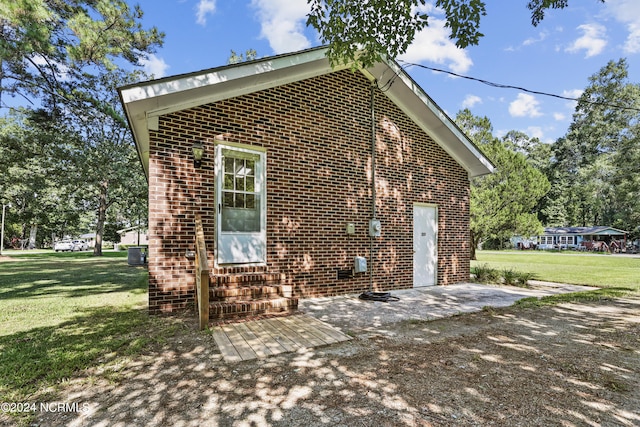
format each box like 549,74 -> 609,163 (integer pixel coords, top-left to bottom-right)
133,1 -> 639,144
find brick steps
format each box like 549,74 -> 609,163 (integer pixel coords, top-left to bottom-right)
210,285 -> 281,302
209,296 -> 298,320
208,274 -> 297,320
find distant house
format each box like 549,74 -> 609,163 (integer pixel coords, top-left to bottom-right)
514,226 -> 628,251
118,46 -> 494,320
80,233 -> 96,248
117,226 -> 149,246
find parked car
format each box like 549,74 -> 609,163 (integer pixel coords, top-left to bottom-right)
54,240 -> 74,252
72,240 -> 89,251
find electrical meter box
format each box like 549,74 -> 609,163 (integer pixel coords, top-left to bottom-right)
346,223 -> 355,235
354,256 -> 367,273
369,219 -> 381,237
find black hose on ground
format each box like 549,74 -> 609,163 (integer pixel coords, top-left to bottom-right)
358,291 -> 399,302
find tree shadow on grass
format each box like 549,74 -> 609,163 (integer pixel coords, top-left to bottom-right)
7,252 -> 129,259
0,304 -> 191,406
4,299 -> 639,427
0,254 -> 148,300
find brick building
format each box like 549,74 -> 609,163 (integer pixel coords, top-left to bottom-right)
119,47 -> 494,320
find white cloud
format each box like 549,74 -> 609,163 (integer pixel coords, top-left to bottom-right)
562,89 -> 583,99
523,30 -> 548,46
606,0 -> 640,53
195,0 -> 216,26
399,18 -> 473,73
140,54 -> 169,78
461,94 -> 482,109
31,55 -> 71,80
526,126 -> 544,139
553,112 -> 566,121
509,93 -> 542,118
414,2 -> 438,14
623,26 -> 640,53
562,88 -> 583,110
251,0 -> 311,54
565,23 -> 607,58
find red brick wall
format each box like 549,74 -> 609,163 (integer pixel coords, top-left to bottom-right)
147,69 -> 470,313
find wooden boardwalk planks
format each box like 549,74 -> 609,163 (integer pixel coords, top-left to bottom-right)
210,328 -> 242,362
212,314 -> 351,362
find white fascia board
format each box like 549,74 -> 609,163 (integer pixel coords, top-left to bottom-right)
119,48 -> 336,178
120,48 -> 335,118
369,59 -> 494,178
594,227 -> 627,235
121,46 -> 493,179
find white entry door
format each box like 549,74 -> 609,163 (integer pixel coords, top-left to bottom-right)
413,204 -> 438,287
216,144 -> 266,265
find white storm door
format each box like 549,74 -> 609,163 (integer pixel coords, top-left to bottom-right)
413,204 -> 438,287
216,145 -> 266,264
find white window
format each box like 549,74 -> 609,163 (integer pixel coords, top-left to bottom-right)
540,236 -> 554,245
559,236 -> 574,245
215,144 -> 266,264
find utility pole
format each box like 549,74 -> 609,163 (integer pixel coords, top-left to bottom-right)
1,204 -> 7,256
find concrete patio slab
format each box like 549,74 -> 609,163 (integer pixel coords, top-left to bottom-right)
300,282 -> 596,337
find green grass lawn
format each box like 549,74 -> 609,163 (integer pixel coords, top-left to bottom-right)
0,251 -> 147,335
0,251 -> 183,417
1,249 -> 637,424
472,250 -> 640,292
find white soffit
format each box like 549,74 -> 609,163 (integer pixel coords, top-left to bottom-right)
121,49 -> 336,117
119,47 -> 493,178
119,48 -> 337,177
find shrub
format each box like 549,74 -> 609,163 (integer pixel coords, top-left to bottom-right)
502,268 -> 518,286
472,264 -> 501,284
515,271 -> 537,287
472,264 -> 537,287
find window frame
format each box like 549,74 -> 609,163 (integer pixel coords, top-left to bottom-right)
214,143 -> 267,265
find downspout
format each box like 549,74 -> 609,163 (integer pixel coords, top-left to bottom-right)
369,80 -> 376,292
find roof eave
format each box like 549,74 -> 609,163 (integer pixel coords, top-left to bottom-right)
367,57 -> 494,178
119,47 -> 494,179
118,47 -> 336,178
